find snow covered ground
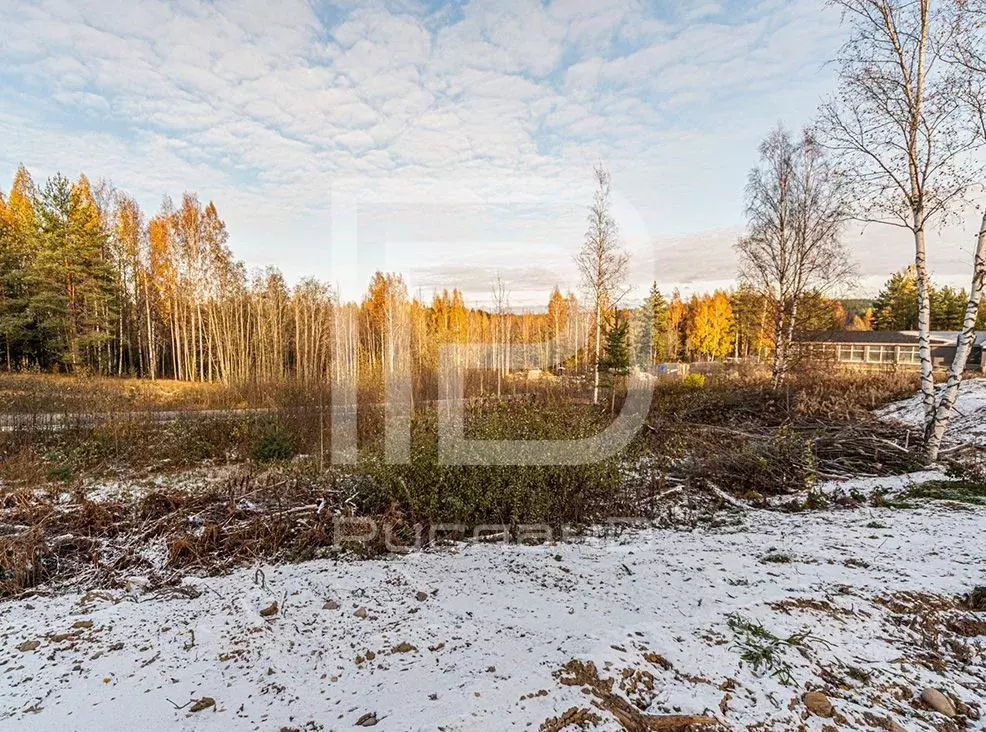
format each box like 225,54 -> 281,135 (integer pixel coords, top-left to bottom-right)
2,498 -> 984,731
878,376 -> 986,446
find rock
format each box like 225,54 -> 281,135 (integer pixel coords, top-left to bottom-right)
803,691 -> 834,718
16,640 -> 39,652
322,599 -> 340,610
390,642 -> 417,653
920,688 -> 956,717
259,601 -> 278,618
886,719 -> 906,732
355,711 -> 378,726
415,591 -> 428,602
72,620 -> 93,629
354,607 -> 368,619
189,697 -> 215,713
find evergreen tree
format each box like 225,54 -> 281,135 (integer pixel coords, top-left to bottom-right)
642,282 -> 668,365
730,284 -> 766,358
930,286 -> 968,330
872,268 -> 918,330
599,317 -> 631,376
27,173 -> 117,370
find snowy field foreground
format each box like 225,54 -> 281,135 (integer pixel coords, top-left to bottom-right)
2,498 -> 985,731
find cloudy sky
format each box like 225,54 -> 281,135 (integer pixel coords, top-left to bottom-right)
1,0 -> 982,306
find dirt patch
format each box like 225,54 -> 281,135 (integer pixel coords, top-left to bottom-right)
549,659 -> 728,732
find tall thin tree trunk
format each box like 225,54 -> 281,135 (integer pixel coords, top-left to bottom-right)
914,218 -> 935,427
593,303 -> 601,405
925,210 -> 986,462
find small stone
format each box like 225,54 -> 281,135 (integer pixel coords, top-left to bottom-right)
354,607 -> 368,619
920,688 -> 956,717
355,711 -> 378,726
803,691 -> 834,718
415,591 -> 428,602
322,599 -> 340,610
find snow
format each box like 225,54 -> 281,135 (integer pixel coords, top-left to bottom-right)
3,498 -> 985,731
814,469 -> 949,498
878,376 -> 986,446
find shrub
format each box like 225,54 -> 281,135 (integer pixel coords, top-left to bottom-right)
252,426 -> 294,463
354,405 -> 631,533
683,373 -> 706,388
45,464 -> 73,483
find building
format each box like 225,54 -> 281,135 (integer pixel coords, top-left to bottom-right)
795,331 -> 986,372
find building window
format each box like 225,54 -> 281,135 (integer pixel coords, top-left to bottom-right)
866,345 -> 896,363
810,344 -> 836,360
842,344 -> 865,362
898,346 -> 920,364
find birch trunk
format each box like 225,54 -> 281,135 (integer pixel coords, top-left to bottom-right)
593,302 -> 601,405
914,221 -> 935,429
925,210 -> 986,462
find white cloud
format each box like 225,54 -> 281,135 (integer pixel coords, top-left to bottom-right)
3,0 -> 966,304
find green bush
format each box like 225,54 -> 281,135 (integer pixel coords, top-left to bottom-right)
252,426 -> 294,463
354,406 -> 630,531
45,464 -> 73,483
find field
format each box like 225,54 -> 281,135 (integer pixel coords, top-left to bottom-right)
1,369 -> 985,731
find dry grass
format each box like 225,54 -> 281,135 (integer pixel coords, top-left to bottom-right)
0,373 -> 248,413
0,466 -> 347,597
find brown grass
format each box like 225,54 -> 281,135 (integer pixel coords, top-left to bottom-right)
0,467 -> 345,597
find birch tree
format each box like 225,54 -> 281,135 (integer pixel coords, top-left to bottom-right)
737,126 -> 852,388
924,0 -> 986,460
819,0 -> 981,453
575,165 -> 630,405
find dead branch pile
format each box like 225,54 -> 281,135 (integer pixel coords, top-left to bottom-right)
0,470 -> 353,598
655,419 -> 922,498
643,375 -> 925,497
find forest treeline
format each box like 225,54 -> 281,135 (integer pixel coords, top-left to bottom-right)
0,164 -> 982,383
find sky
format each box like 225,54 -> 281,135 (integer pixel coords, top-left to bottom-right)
1,0 -> 983,307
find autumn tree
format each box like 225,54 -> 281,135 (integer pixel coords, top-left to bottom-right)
0,166 -> 37,369
686,291 -> 735,360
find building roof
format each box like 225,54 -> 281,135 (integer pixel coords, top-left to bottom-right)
795,330 -> 986,346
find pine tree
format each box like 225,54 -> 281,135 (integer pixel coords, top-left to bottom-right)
599,317 -> 631,375
872,268 -> 918,330
930,286 -> 967,330
637,282 -> 668,366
